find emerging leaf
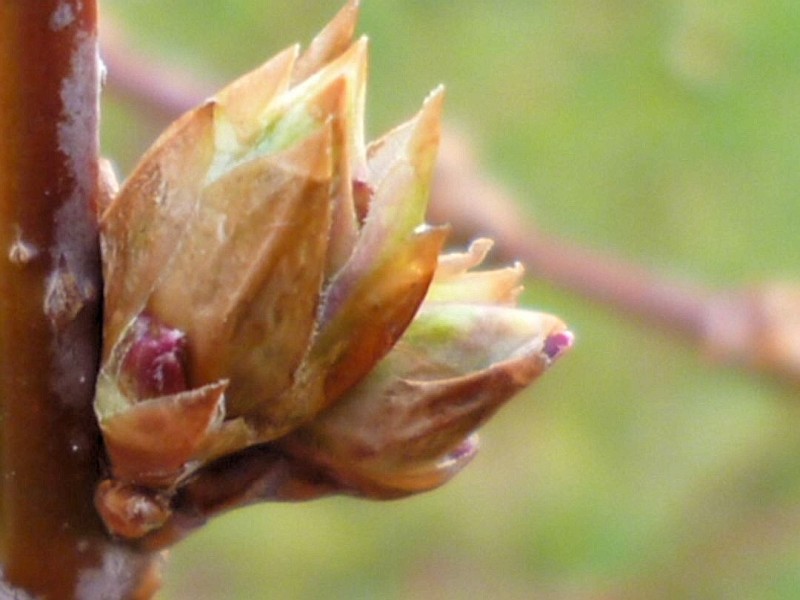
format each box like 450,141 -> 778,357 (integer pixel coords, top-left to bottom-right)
94,0 -> 572,541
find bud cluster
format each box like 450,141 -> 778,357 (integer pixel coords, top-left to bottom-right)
94,1 -> 571,540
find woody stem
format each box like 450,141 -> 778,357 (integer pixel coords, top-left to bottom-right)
0,2 -> 160,597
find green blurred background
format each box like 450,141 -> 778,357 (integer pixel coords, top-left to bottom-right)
101,1 -> 800,598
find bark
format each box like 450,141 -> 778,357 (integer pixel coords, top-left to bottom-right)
0,2 -> 160,598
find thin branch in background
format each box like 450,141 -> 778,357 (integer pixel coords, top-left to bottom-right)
100,18 -> 800,388
431,129 -> 714,339
431,131 -> 800,385
100,19 -> 219,122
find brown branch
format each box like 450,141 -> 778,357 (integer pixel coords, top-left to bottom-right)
137,445 -> 340,551
430,131 -> 800,384
0,2 -> 160,597
431,131 -> 714,338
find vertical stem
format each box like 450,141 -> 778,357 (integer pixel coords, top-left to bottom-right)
0,2 -> 159,598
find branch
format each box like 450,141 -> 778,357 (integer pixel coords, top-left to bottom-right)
432,130 -> 713,337
0,3 -> 159,597
430,131 -> 800,384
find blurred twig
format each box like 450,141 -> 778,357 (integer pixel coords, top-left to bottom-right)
100,22 -> 800,386
431,129 -> 713,338
101,20 -> 220,121
431,131 -> 800,384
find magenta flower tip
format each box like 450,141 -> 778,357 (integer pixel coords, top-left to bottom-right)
543,330 -> 574,363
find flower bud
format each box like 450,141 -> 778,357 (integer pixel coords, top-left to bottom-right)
94,1 -> 571,539
283,243 -> 571,497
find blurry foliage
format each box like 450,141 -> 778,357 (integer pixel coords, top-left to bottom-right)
101,0 -> 800,598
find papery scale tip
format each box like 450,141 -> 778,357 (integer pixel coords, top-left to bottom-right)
543,330 -> 574,362
292,0 -> 363,84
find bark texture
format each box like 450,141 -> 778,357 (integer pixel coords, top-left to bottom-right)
0,2 -> 159,598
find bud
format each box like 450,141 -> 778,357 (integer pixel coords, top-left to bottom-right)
283,241 -> 571,497
94,1 -> 571,539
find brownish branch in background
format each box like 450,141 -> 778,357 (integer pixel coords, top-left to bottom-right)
101,19 -> 221,122
0,3 -> 160,598
431,131 -> 800,385
100,22 -> 800,388
432,129 -> 714,338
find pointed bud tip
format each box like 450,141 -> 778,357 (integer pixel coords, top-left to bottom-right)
447,433 -> 479,464
543,330 -> 574,363
422,85 -> 446,116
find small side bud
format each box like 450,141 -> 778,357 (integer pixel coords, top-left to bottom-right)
119,314 -> 189,399
95,479 -> 172,539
